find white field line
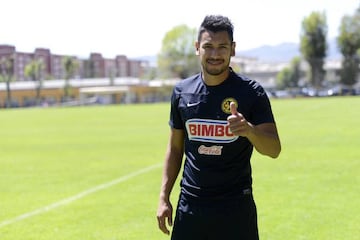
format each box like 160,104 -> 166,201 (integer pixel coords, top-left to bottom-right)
0,163 -> 162,229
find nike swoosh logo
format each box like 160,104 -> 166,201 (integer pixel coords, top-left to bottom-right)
187,102 -> 201,107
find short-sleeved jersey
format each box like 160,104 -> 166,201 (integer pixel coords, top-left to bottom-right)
169,69 -> 275,202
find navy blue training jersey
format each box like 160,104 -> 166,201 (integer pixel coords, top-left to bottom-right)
169,69 -> 275,201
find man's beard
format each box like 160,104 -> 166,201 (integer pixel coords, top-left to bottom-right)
204,65 -> 227,76
203,58 -> 229,76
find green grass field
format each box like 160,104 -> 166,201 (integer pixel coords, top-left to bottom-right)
0,97 -> 359,240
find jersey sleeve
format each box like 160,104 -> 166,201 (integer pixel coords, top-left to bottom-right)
250,84 -> 275,125
169,85 -> 184,129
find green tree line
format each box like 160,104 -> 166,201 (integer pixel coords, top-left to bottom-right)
277,7 -> 360,93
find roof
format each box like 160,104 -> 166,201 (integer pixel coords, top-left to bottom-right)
79,86 -> 129,94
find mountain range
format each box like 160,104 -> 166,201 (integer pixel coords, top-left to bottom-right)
136,38 -> 342,65
236,38 -> 341,62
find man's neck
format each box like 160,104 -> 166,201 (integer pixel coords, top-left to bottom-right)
202,68 -> 230,86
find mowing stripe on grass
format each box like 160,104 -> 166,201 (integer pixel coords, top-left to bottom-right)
0,163 -> 162,229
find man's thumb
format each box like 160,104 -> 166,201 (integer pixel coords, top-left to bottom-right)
230,102 -> 238,115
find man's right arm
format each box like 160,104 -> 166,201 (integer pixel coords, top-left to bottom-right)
157,128 -> 184,235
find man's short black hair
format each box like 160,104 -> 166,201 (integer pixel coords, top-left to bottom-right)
198,15 -> 234,42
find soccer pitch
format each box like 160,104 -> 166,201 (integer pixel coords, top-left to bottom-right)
0,97 -> 359,240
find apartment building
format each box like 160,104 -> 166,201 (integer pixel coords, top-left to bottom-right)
0,44 -> 148,81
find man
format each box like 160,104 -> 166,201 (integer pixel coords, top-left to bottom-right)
157,15 -> 281,240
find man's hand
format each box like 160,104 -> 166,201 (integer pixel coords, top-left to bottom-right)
227,102 -> 252,137
157,199 -> 173,235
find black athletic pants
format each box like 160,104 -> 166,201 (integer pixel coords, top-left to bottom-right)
171,193 -> 259,240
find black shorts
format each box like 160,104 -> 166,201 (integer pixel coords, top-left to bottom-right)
171,193 -> 259,240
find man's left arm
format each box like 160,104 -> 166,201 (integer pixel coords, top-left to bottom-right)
227,102 -> 281,158
246,122 -> 281,158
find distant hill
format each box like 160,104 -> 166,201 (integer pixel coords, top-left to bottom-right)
236,38 -> 342,62
237,42 -> 300,62
135,38 -> 342,65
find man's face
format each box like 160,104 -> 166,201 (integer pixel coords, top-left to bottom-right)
196,30 -> 235,76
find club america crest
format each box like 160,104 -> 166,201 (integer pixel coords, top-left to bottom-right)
221,98 -> 238,114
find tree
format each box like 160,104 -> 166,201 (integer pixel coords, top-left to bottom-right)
276,57 -> 302,90
0,55 -> 14,108
276,68 -> 292,90
24,59 -> 44,105
337,7 -> 360,87
157,24 -> 199,79
300,11 -> 328,90
62,56 -> 79,101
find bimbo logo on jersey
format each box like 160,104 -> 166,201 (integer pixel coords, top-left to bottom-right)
185,119 -> 238,143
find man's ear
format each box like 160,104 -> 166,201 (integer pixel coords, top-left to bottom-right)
195,42 -> 200,56
231,41 -> 236,56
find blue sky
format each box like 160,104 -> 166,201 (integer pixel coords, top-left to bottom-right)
1,0 -> 359,58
